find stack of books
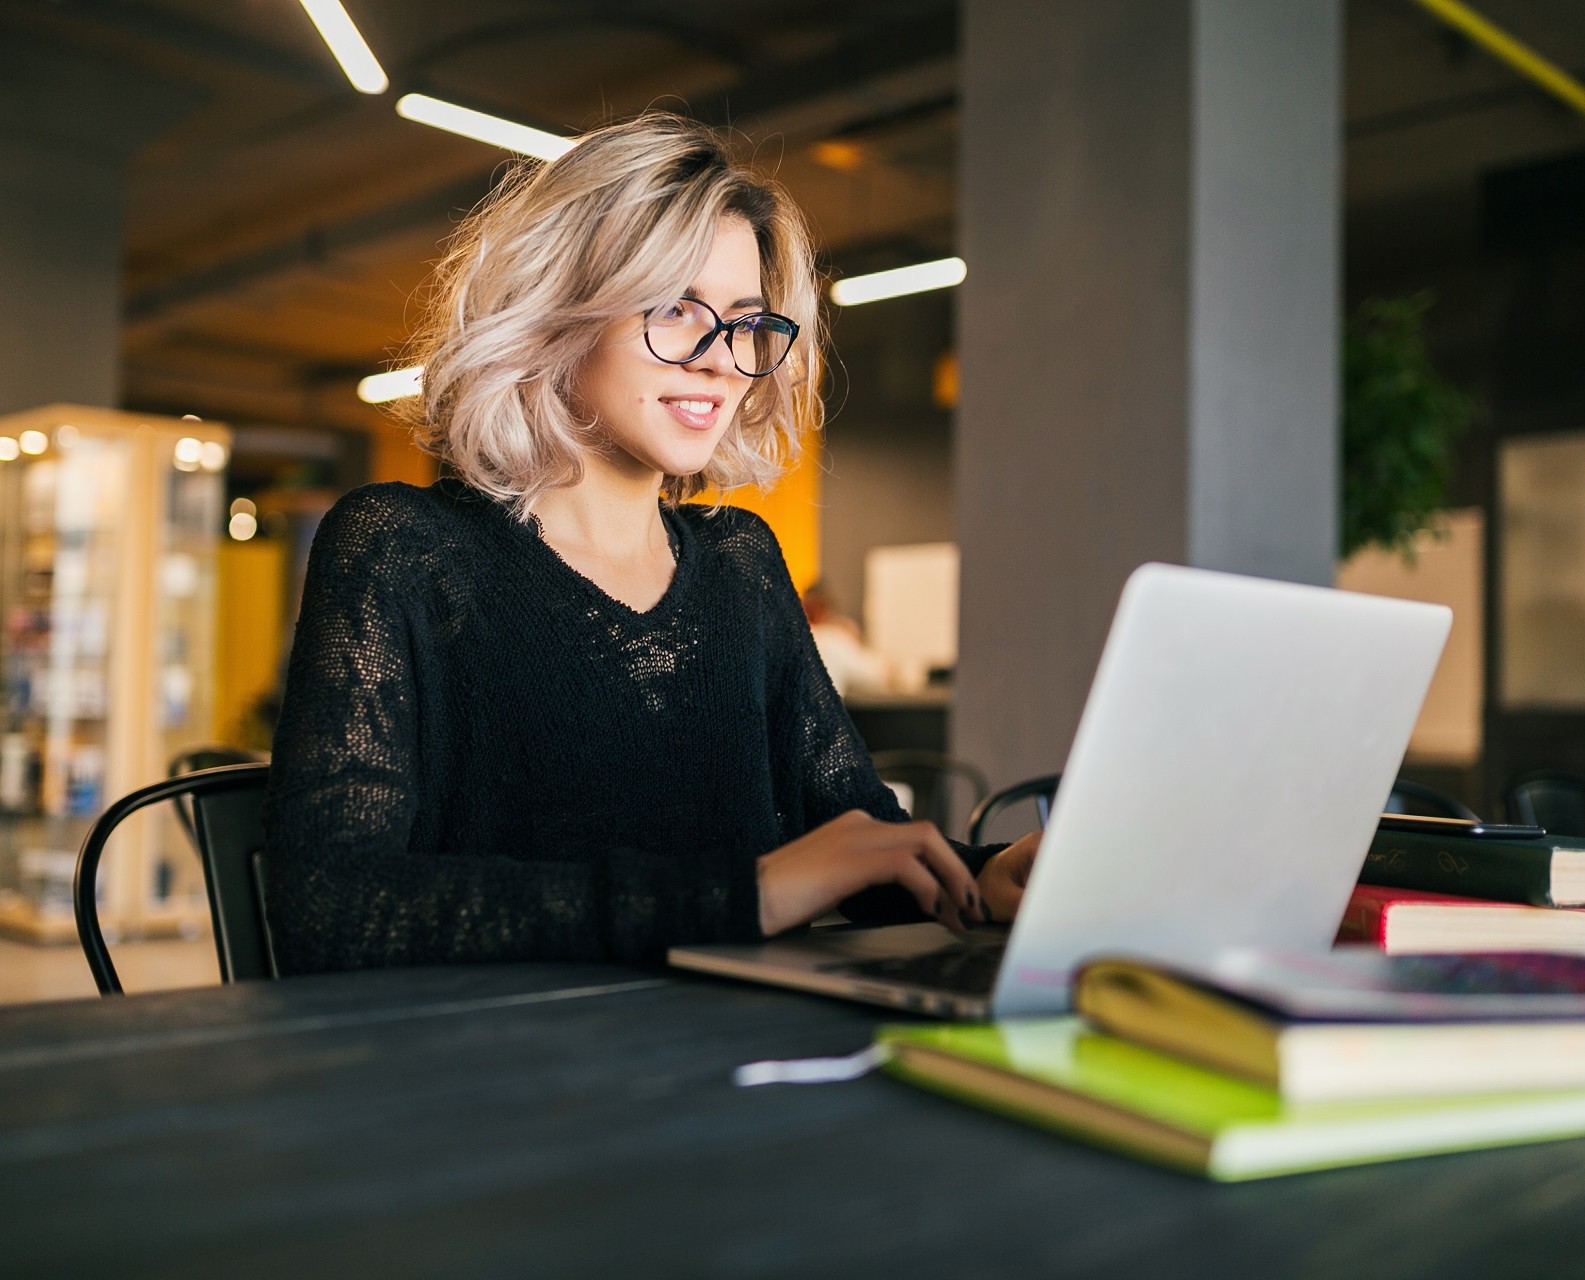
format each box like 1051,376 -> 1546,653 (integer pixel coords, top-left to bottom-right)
878,947 -> 1585,1180
1344,818 -> 1585,953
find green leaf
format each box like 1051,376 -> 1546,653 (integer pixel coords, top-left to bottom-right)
1341,293 -> 1474,562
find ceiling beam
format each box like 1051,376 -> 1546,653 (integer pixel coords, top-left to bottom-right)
123,14 -> 961,331
123,175 -> 493,333
1,0 -> 348,91
687,8 -> 955,129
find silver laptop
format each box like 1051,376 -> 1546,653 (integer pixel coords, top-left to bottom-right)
669,562 -> 1452,1019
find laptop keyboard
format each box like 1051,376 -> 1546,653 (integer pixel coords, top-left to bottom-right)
834,942 -> 1007,996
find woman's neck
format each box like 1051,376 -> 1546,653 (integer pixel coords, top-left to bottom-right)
532,465 -> 666,561
529,466 -> 678,612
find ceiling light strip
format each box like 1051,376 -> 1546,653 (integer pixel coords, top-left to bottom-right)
1410,0 -> 1585,117
829,257 -> 967,307
395,94 -> 576,161
358,365 -> 424,404
298,0 -> 389,94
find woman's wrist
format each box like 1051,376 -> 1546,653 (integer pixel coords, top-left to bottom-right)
756,855 -> 772,935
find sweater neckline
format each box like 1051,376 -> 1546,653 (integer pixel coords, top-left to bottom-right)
528,501 -> 696,621
436,481 -> 698,620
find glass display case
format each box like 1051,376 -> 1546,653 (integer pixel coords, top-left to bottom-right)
0,404 -> 229,943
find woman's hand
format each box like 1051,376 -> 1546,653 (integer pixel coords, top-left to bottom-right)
757,810 -> 984,937
977,831 -> 1042,923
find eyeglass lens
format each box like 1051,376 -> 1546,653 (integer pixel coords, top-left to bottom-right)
645,299 -> 796,377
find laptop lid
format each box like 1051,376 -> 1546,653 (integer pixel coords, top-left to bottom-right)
990,562 -> 1452,1016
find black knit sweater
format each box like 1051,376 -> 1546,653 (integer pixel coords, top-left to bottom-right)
261,480 -> 992,974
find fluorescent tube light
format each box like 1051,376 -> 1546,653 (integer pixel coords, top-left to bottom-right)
358,365 -> 425,404
396,94 -> 576,161
299,0 -> 389,94
829,257 -> 967,307
1411,0 -> 1585,117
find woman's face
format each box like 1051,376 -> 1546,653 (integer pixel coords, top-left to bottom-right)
576,215 -> 763,483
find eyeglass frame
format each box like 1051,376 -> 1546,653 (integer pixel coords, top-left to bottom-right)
643,296 -> 800,379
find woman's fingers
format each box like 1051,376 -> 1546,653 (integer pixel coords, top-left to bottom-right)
977,831 -> 1042,922
979,872 -> 1019,924
858,818 -> 979,933
757,810 -> 984,936
905,820 -> 984,922
845,814 -> 981,924
884,848 -> 968,935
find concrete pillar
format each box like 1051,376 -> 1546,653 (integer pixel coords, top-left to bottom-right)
953,0 -> 1341,789
0,32 -> 198,414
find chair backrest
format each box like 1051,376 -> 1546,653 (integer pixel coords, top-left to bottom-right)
74,763 -> 275,995
869,749 -> 989,840
967,773 -> 1062,845
1504,770 -> 1585,836
1384,776 -> 1478,821
167,745 -> 265,850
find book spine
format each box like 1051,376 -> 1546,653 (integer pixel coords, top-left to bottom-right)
1358,831 -> 1557,906
1335,891 -> 1388,944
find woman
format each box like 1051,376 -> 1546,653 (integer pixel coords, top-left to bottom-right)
262,113 -> 1038,974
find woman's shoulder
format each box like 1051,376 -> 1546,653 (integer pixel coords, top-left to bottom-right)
672,502 -> 799,603
320,480 -> 494,542
672,501 -> 782,560
323,478 -> 465,522
312,481 -> 492,581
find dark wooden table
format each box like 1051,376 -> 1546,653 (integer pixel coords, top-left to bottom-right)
5,964 -> 1585,1279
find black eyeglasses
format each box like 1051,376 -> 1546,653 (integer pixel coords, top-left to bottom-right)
644,297 -> 799,378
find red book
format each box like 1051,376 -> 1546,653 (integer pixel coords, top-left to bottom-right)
1338,883 -> 1585,955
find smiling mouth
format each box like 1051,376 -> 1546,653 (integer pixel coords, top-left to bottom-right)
660,397 -> 724,429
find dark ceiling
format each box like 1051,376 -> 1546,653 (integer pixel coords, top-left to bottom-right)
3,0 -> 1584,446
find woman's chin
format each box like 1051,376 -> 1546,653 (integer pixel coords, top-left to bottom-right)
670,459 -> 713,481
598,441 -> 716,485
654,445 -> 721,480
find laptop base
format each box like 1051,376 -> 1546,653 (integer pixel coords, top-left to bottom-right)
670,922 -> 1012,1021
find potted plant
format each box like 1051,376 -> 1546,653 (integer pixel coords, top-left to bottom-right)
1341,294 -> 1474,561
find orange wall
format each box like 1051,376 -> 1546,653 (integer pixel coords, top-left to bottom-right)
364,413 -> 817,589
696,437 -> 822,594
215,539 -> 287,750
368,419 -> 437,488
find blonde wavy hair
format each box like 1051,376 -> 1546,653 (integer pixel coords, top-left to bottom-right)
398,112 -> 824,518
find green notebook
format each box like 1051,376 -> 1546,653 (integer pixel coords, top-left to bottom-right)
877,1018 -> 1585,1181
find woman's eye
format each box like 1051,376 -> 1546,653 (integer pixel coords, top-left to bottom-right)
655,300 -> 688,324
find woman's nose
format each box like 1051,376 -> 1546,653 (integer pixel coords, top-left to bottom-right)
685,327 -> 738,375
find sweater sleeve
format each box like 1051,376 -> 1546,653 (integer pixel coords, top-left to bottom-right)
741,514 -> 1004,922
261,489 -> 761,974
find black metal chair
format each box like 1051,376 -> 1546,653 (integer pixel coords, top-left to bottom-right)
167,745 -> 266,851
1384,777 -> 1478,821
870,749 -> 990,840
967,773 -> 1062,845
1504,770 -> 1585,836
74,762 -> 276,994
